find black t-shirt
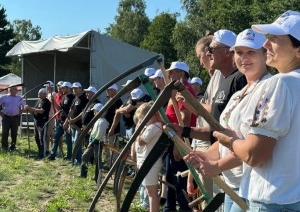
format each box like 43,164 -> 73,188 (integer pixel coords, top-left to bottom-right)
123,97 -> 135,129
82,99 -> 100,126
129,94 -> 152,106
105,98 -> 123,134
60,93 -> 75,122
210,70 -> 247,143
70,94 -> 89,128
33,98 -> 51,122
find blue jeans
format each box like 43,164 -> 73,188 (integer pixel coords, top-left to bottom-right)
139,184 -> 149,209
248,200 -> 300,212
71,128 -> 82,164
51,120 -> 72,159
224,188 -> 244,212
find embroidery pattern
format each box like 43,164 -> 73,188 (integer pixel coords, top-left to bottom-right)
250,90 -> 270,127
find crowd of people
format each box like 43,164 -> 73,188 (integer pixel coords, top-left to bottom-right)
1,9 -> 300,212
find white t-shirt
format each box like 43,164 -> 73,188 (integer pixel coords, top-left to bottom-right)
47,92 -> 56,117
135,122 -> 163,168
90,118 -> 109,142
222,70 -> 300,204
219,73 -> 272,189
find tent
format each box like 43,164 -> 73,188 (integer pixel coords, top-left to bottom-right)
6,30 -> 159,102
0,73 -> 22,94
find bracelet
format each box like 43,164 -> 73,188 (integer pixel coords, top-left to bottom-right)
229,137 -> 236,152
181,126 -> 191,138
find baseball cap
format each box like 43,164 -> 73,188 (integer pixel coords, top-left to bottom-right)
57,81 -> 64,86
72,82 -> 82,88
38,88 -> 47,94
149,69 -> 164,79
91,103 -> 104,112
122,80 -> 132,87
108,84 -> 118,91
61,81 -> 72,88
191,77 -> 203,85
213,29 -> 237,47
230,29 -> 267,51
84,86 -> 97,94
44,80 -> 54,87
166,61 -> 189,73
252,10 -> 300,41
131,88 -> 144,100
144,68 -> 156,77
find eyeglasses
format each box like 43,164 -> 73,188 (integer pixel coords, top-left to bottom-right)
207,46 -> 228,53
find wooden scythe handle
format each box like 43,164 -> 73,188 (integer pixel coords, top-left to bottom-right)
163,125 -> 248,211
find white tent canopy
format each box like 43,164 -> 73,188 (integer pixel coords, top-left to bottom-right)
7,30 -> 159,102
0,73 -> 21,87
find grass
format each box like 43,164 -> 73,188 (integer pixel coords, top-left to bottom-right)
0,132 -> 148,212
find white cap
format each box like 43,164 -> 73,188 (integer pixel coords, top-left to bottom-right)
191,77 -> 203,85
57,81 -> 64,86
38,88 -> 47,94
131,88 -> 143,100
91,103 -> 104,111
72,82 -> 82,88
44,80 -> 54,87
144,68 -> 156,77
166,61 -> 189,73
230,29 -> 267,51
213,29 -> 237,47
122,80 -> 132,87
252,10 -> 300,41
149,69 -> 164,79
84,86 -> 97,94
61,81 -> 72,88
108,84 -> 118,91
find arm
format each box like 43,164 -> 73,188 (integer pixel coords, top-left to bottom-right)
108,113 -> 121,136
214,130 -> 276,167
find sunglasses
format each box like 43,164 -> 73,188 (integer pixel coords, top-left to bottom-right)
207,46 -> 228,53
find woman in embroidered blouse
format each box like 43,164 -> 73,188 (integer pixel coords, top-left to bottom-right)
185,11 -> 300,211
173,28 -> 271,212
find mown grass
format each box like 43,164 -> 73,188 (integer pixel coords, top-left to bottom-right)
0,132 -> 146,212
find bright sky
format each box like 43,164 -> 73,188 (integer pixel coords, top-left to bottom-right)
1,0 -> 186,39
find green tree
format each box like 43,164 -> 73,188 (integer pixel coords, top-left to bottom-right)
6,19 -> 42,76
140,12 -> 178,67
105,0 -> 150,47
0,6 -> 15,76
11,19 -> 42,41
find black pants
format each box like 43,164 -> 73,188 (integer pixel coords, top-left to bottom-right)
34,121 -> 47,158
1,115 -> 20,149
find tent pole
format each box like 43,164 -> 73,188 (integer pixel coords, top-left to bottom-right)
54,53 -> 57,85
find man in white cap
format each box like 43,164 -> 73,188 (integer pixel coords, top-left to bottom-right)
44,80 -> 56,156
68,82 -> 89,165
164,61 -> 197,212
24,88 -> 51,159
190,77 -> 203,100
0,84 -> 25,151
149,69 -> 165,93
48,81 -> 75,161
82,86 -> 100,130
103,84 -> 123,170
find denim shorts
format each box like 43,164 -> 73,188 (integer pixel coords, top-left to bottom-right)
247,200 -> 300,212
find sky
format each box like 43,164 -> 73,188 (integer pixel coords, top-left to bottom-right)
1,0 -> 186,39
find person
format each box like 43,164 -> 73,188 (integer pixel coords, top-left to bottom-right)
79,103 -> 109,182
47,81 -> 74,161
149,69 -> 166,92
190,77 -> 203,100
0,84 -> 25,151
68,82 -> 89,165
24,88 -> 51,159
202,11 -> 300,211
103,84 -> 123,170
133,101 -> 163,212
144,67 -> 160,94
164,61 -> 197,212
44,80 -> 56,156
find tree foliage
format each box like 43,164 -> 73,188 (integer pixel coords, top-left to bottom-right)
140,12 -> 178,67
0,6 -> 15,76
10,19 -> 42,41
105,0 -> 150,47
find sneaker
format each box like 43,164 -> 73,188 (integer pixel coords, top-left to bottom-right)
9,145 -> 16,152
64,156 -> 71,161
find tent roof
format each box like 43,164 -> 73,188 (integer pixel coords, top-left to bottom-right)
0,73 -> 21,85
6,31 -> 90,56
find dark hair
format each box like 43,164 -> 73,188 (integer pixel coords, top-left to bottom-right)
195,35 -> 213,52
288,34 -> 300,48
